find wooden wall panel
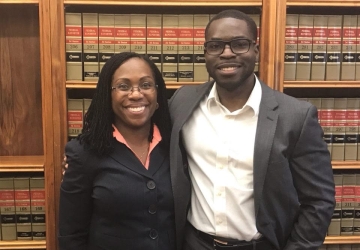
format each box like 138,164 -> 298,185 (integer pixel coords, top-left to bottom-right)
0,5 -> 43,156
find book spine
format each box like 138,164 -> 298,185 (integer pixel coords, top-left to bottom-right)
30,177 -> 46,240
193,15 -> 209,82
332,98 -> 347,161
341,15 -> 357,80
0,178 -> 16,240
296,14 -> 313,81
82,13 -> 99,81
341,173 -> 356,235
354,173 -> 360,235
67,99 -> 84,137
114,14 -> 131,54
65,13 -> 83,80
356,15 -> 360,80
14,178 -> 32,240
130,14 -> 146,55
345,98 -> 360,161
162,14 -> 179,82
178,14 -> 194,82
326,15 -> 343,81
311,15 -> 328,81
146,14 -> 162,71
284,14 -> 299,81
98,14 -> 115,73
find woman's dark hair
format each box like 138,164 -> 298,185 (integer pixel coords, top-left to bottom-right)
79,52 -> 171,156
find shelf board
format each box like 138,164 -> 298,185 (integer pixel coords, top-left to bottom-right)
324,236 -> 360,244
332,161 -> 360,169
0,240 -> 46,249
63,0 -> 261,6
0,0 -> 38,3
284,81 -> 360,88
66,80 -> 202,89
287,0 -> 360,6
0,155 -> 44,172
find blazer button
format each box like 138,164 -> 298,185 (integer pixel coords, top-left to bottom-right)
147,180 -> 156,190
149,229 -> 158,239
148,204 -> 157,214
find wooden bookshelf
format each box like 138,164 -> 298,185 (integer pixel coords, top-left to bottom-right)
283,81 -> 360,88
0,241 -> 46,250
332,161 -> 360,170
287,0 -> 360,6
324,236 -> 360,244
63,0 -> 262,6
0,0 -> 38,3
0,155 -> 44,172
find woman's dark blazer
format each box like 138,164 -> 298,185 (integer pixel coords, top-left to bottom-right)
58,138 -> 175,250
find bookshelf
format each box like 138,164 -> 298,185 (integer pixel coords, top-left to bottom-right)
1,0 -> 358,249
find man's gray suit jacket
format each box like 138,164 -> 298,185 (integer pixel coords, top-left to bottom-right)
168,80 -> 335,250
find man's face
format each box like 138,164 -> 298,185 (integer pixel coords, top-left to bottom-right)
205,18 -> 259,92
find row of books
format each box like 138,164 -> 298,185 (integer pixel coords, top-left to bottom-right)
328,173 -> 360,236
0,177 -> 45,241
285,14 -> 360,81
319,245 -> 360,250
299,98 -> 360,161
65,12 -> 261,82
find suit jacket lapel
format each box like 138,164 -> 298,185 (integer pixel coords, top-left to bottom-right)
254,82 -> 279,218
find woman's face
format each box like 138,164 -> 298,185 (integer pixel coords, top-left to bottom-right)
111,58 -> 158,130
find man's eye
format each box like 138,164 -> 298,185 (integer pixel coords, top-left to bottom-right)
208,42 -> 222,49
233,40 -> 248,48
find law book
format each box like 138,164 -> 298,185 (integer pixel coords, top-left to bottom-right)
341,15 -> 357,80
341,173 -> 356,235
327,245 -> 340,250
356,15 -> 360,80
353,244 -> 360,250
354,173 -> 360,235
178,15 -> 194,82
146,14 -> 162,71
284,14 -> 299,80
332,98 -> 347,161
193,14 -> 209,82
345,98 -> 360,161
98,14 -> 115,73
296,14 -> 313,81
0,178 -> 16,240
249,14 -> 261,75
307,98 -> 322,122
82,13 -> 99,81
320,98 -> 335,156
67,99 -> 84,137
340,244 -> 352,250
30,177 -> 45,240
114,14 -> 131,54
326,15 -> 343,81
162,14 -> 179,82
311,15 -> 328,80
328,174 -> 343,236
130,14 -> 146,55
14,177 -> 31,240
65,13 -> 83,80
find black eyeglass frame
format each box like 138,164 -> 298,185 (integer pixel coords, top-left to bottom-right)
204,38 -> 256,56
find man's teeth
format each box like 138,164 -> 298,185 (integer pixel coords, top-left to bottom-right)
128,106 -> 145,112
220,67 -> 237,71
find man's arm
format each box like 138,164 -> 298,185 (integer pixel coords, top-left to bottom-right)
284,105 -> 335,250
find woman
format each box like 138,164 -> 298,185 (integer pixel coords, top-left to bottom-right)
58,52 -> 175,250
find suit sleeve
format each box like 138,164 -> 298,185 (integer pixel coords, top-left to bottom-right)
284,105 -> 335,250
58,140 -> 94,250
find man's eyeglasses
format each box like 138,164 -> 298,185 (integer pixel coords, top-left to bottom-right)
111,82 -> 158,95
204,38 -> 256,56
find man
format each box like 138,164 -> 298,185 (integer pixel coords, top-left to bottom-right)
169,9 -> 335,250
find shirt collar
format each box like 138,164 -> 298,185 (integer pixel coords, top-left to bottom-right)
206,74 -> 262,116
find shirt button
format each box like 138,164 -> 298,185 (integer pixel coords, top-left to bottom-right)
216,219 -> 222,225
149,229 -> 158,239
148,204 -> 157,214
147,180 -> 156,190
217,192 -> 222,196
